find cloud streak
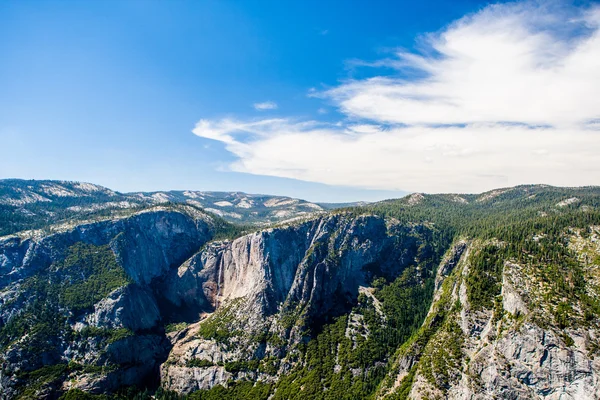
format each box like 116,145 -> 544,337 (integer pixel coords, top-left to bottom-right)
253,101 -> 278,110
195,1 -> 600,193
193,118 -> 600,193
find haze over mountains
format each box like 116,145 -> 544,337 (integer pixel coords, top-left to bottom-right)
1,179 -> 599,399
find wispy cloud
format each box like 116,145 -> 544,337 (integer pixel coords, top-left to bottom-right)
193,118 -> 600,193
327,2 -> 600,129
253,101 -> 278,111
195,1 -> 600,193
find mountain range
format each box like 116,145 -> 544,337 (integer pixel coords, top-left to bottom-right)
0,179 -> 363,238
1,180 -> 599,400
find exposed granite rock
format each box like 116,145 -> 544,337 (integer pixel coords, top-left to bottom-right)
460,323 -> 600,400
86,285 -> 161,331
501,262 -> 529,317
0,207 -> 214,399
163,365 -> 233,394
62,334 -> 170,394
383,239 -> 600,400
0,208 -> 213,291
2,198 -> 600,399
160,213 -> 434,393
0,236 -> 50,290
163,214 -> 422,323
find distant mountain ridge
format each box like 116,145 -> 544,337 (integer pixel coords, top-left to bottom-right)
0,179 -> 355,236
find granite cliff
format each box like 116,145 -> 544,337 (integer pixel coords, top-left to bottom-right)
0,182 -> 599,399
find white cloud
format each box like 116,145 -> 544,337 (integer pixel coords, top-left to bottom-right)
195,2 -> 600,193
193,118 -> 600,193
253,101 -> 278,111
327,2 -> 600,129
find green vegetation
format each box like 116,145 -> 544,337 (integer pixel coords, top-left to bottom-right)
186,359 -> 214,368
166,322 -> 190,333
249,330 -> 286,347
107,327 -> 134,343
16,362 -> 115,400
16,242 -> 129,314
419,319 -> 464,392
187,381 -> 272,400
273,261 -> 441,399
351,185 -> 600,239
224,360 -> 261,373
0,242 -> 131,353
60,387 -> 181,400
52,242 -> 130,312
2,184 -> 600,399
355,186 -> 600,317
0,242 -> 137,397
59,389 -> 110,400
16,364 -> 71,399
258,356 -> 279,375
196,298 -> 245,343
210,217 -> 253,241
56,384 -> 272,400
376,256 -> 466,397
0,297 -> 67,353
76,326 -> 133,343
466,244 -> 504,310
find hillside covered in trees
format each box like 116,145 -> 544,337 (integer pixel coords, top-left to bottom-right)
1,182 -> 599,399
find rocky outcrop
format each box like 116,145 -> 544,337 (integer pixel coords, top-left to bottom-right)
459,322 -> 600,400
0,236 -> 49,290
2,186 -> 600,399
169,214 -> 428,320
62,333 -> 170,394
0,208 -> 213,290
382,239 -> 600,400
110,209 -> 212,285
86,285 -> 161,331
160,214 -> 435,393
0,207 -> 215,399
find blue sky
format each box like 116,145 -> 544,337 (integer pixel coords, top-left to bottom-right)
1,1 -> 599,202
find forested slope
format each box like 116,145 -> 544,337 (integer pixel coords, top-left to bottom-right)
1,183 -> 599,399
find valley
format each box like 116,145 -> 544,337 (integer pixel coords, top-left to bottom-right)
1,180 -> 599,399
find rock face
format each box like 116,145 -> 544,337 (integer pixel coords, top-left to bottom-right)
165,214 -> 406,316
462,323 -> 599,400
2,182 -> 600,399
160,214 -> 435,393
379,238 -> 600,400
447,258 -> 600,400
0,208 -> 211,290
0,206 -> 214,399
1,208 -> 436,398
86,285 -> 161,331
